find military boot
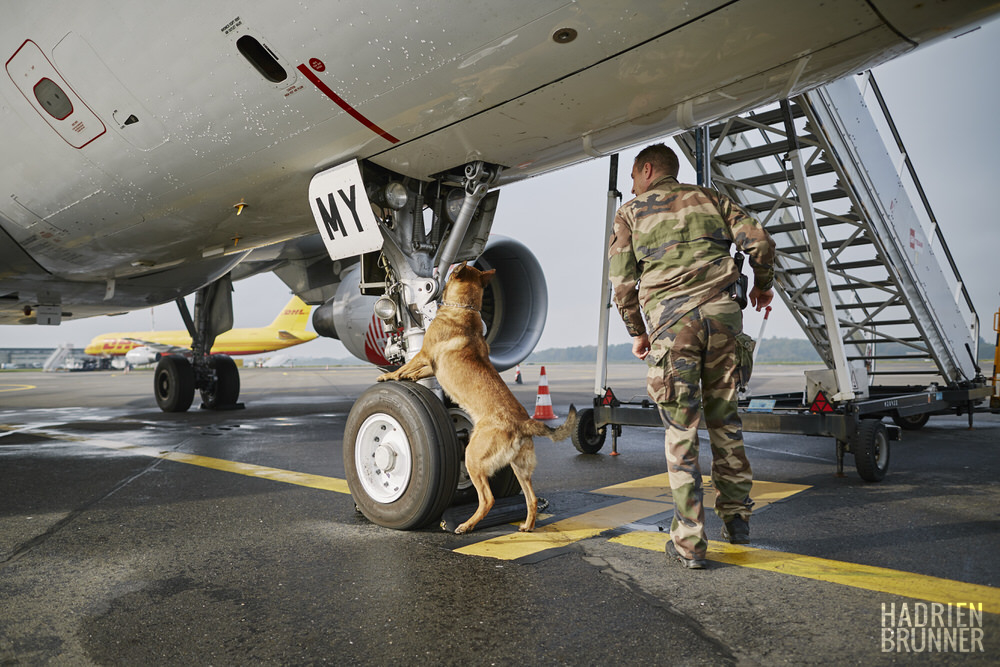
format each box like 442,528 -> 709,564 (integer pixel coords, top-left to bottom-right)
666,540 -> 707,570
721,516 -> 750,544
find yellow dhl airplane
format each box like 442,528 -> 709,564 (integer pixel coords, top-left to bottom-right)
84,296 -> 317,366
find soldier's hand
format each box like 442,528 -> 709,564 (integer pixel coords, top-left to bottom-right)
750,286 -> 774,311
632,334 -> 650,361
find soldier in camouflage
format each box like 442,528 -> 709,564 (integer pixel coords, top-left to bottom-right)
609,143 -> 775,570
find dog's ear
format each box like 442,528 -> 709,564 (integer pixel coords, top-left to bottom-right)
479,269 -> 496,286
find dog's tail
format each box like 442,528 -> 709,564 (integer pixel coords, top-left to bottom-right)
520,405 -> 577,442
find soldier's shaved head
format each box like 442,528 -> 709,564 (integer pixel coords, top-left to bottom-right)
634,143 -> 680,179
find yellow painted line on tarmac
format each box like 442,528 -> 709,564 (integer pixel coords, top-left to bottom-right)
16,424 -> 999,612
596,473 -> 811,510
454,478 -> 808,562
454,499 -> 666,560
0,426 -> 351,493
0,383 -> 35,393
610,531 -> 1000,615
84,438 -> 351,494
160,450 -> 350,494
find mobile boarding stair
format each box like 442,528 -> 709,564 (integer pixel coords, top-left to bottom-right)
581,73 -> 992,482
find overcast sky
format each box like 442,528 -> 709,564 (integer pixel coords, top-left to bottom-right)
3,18 -> 997,361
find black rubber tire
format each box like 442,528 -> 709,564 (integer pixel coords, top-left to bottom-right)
572,408 -> 606,454
453,467 -> 520,504
200,354 -> 240,409
891,411 -> 930,431
344,382 -> 459,530
154,356 -> 195,413
853,419 -> 890,482
448,408 -> 520,505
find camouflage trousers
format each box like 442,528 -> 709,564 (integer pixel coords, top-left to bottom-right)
647,292 -> 753,560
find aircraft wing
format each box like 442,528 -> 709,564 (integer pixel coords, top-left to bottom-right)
119,338 -> 190,356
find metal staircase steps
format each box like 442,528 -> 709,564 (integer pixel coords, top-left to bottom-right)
675,72 -> 981,394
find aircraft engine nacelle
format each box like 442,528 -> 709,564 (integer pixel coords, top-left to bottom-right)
313,235 -> 547,371
124,346 -> 159,366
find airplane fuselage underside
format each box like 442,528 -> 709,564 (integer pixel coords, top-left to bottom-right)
0,0 -> 995,322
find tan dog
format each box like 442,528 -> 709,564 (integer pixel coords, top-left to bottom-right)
377,263 -> 576,534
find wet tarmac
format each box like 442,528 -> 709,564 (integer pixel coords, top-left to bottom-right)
1,364 -> 998,665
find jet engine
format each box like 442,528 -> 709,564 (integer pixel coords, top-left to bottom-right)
125,346 -> 159,366
313,235 -> 547,371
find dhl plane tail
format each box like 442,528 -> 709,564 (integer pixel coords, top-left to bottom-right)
84,296 -> 318,361
267,297 -> 313,339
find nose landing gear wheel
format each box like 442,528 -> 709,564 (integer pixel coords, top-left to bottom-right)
448,407 -> 520,504
344,382 -> 460,530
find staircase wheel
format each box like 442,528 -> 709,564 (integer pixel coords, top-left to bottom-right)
572,408 -> 606,454
853,419 -> 890,482
891,411 -> 929,431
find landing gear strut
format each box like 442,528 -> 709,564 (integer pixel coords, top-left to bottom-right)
340,159 -> 515,529
154,274 -> 243,413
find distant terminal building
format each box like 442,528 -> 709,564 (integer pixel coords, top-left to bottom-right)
0,347 -> 93,370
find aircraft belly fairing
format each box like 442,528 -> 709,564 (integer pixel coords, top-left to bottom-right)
0,252 -> 246,325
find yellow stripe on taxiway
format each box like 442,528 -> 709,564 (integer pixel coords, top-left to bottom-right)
454,499 -> 666,560
610,531 -> 1000,615
13,424 -> 998,615
0,383 -> 35,393
86,438 -> 350,494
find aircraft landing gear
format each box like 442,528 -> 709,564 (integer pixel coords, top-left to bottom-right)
154,275 -> 243,413
344,382 -> 460,529
154,355 -> 195,413
200,354 -> 241,409
339,159 -> 511,529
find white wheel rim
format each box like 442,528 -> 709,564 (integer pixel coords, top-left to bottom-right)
355,413 -> 412,503
875,432 -> 888,468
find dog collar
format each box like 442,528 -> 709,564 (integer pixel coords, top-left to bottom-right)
440,301 -> 480,312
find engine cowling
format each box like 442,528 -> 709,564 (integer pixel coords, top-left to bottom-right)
313,235 -> 547,371
124,346 -> 159,366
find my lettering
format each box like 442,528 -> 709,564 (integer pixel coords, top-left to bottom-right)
337,184 -> 365,233
314,185 -> 365,241
316,192 -> 347,240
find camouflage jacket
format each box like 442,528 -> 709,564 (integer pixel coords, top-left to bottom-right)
608,175 -> 776,342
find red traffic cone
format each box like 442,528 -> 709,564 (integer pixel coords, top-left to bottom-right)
532,366 -> 557,420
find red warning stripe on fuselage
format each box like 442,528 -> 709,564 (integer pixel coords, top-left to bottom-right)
297,64 -> 399,144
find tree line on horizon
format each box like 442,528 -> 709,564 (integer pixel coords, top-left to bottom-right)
252,336 -> 997,367
525,336 -> 997,365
